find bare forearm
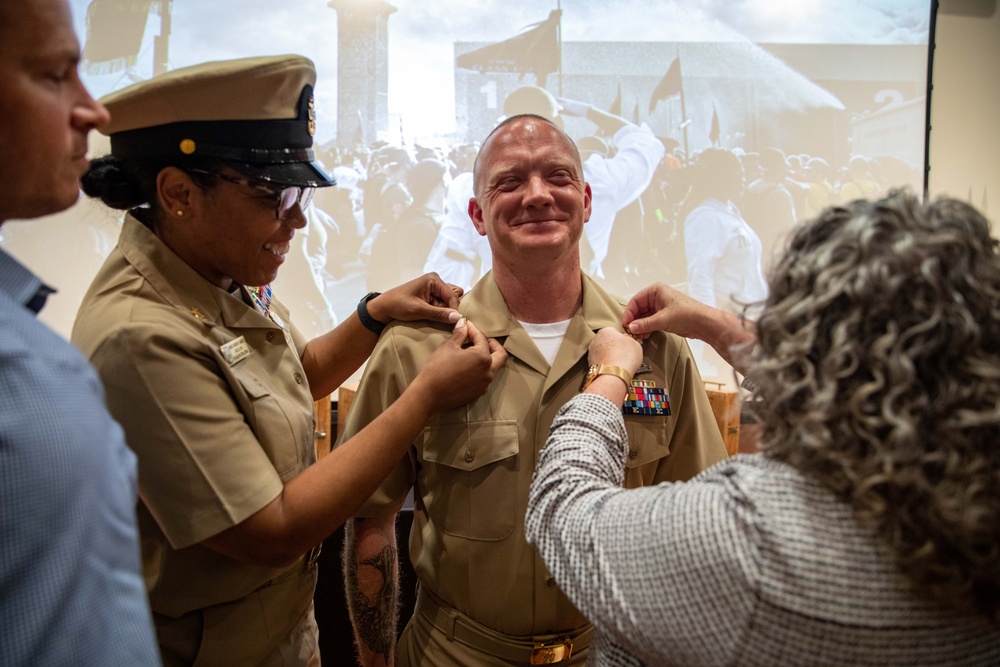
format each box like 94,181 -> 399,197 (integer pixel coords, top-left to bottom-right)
698,308 -> 756,375
279,385 -> 431,541
302,276 -> 466,399
206,320 -> 502,567
626,283 -> 755,373
344,516 -> 399,667
301,312 -> 379,399
202,383 -> 434,567
585,375 -> 631,407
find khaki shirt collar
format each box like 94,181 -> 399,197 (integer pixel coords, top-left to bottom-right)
118,214 -> 272,330
459,271 -> 625,381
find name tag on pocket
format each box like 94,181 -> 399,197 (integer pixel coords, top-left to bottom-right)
221,336 -> 251,365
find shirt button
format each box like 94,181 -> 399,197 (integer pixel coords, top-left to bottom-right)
293,372 -> 303,384
546,576 -> 556,587
464,450 -> 475,463
266,331 -> 275,342
628,449 -> 638,460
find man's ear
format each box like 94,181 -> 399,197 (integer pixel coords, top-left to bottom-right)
468,197 -> 488,237
156,167 -> 199,219
582,182 -> 593,224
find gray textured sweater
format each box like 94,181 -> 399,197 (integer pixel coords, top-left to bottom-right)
526,393 -> 1000,666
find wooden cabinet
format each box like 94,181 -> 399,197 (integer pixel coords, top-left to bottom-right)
704,385 -> 741,457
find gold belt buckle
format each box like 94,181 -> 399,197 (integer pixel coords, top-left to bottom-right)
529,638 -> 573,664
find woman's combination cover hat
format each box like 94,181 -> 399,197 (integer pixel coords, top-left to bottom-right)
98,55 -> 334,188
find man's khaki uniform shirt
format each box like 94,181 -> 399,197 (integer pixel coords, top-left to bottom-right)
72,215 -> 319,666
341,272 -> 728,638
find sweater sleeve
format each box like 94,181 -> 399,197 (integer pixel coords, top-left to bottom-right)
526,393 -> 762,666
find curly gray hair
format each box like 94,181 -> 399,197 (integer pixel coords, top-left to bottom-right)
750,190 -> 1000,621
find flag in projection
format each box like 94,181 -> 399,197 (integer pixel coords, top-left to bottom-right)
82,0 -> 170,75
649,57 -> 682,113
710,102 -> 720,145
456,10 -> 561,85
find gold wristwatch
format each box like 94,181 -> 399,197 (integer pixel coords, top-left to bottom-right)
581,364 -> 633,392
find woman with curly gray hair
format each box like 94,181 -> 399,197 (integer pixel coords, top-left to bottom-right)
526,190 -> 1000,666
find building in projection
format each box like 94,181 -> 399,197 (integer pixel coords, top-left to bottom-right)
454,40 -> 926,186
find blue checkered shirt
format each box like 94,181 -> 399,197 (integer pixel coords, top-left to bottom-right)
0,247 -> 159,666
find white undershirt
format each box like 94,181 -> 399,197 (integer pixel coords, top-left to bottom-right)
519,319 -> 571,366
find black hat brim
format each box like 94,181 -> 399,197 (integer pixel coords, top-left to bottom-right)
232,160 -> 336,188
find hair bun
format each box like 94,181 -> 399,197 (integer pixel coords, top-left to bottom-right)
80,155 -> 148,210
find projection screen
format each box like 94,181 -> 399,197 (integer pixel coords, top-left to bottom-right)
1,0 -> 934,380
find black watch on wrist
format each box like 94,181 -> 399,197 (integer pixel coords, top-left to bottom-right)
357,291 -> 387,335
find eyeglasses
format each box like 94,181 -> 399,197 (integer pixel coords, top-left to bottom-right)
189,169 -> 314,221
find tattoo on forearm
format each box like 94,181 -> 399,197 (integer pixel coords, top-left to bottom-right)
346,540 -> 399,663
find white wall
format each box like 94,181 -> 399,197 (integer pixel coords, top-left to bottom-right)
927,0 -> 999,215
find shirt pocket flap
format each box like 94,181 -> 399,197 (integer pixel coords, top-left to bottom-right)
231,368 -> 273,399
624,419 -> 669,469
421,421 -> 519,472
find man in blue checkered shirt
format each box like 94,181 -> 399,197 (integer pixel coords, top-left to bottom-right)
0,0 -> 159,664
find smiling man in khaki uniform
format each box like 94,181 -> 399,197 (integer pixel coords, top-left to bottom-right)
341,114 -> 727,666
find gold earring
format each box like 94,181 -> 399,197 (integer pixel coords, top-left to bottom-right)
176,210 -> 184,217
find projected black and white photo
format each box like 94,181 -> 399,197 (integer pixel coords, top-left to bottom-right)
1,0 -> 932,379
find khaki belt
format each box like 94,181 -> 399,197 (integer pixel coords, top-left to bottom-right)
416,588 -> 592,664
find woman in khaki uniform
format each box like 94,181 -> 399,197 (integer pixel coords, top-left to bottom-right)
71,55 -> 506,667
